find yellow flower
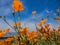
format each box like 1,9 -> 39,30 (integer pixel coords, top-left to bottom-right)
12,0 -> 24,12
32,11 -> 36,15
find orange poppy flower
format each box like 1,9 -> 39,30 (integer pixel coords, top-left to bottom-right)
54,18 -> 60,20
39,28 -> 45,33
33,39 -> 38,43
5,38 -> 13,42
12,0 -> 24,12
0,32 -> 6,37
57,31 -> 60,36
19,28 -> 24,33
19,27 -> 29,35
53,29 -> 56,33
57,40 -> 60,44
45,24 -> 50,29
16,22 -> 21,27
50,37 -> 54,41
43,37 -> 47,41
27,31 -> 34,38
0,41 -> 5,45
12,23 -> 16,27
14,36 -> 19,40
32,11 -> 36,15
43,33 -> 48,37
37,22 -> 42,27
4,28 -> 10,32
58,26 -> 60,29
47,31 -> 51,35
41,19 -> 47,24
0,29 -> 2,33
24,27 -> 29,32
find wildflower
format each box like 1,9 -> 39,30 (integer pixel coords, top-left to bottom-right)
43,33 -> 48,37
19,28 -> 24,33
0,41 -> 5,45
33,39 -> 38,43
57,40 -> 60,44
39,28 -> 45,33
37,22 -> 42,27
14,36 -> 19,40
16,22 -> 21,27
50,37 -> 54,41
44,24 -> 50,29
5,38 -> 13,43
4,28 -> 10,32
54,18 -> 60,20
43,37 -> 47,41
12,23 -> 16,27
19,27 -> 29,35
47,31 -> 51,35
0,29 -> 2,33
32,11 -> 36,15
58,26 -> 60,29
27,31 -> 34,39
0,32 -> 6,37
41,19 -> 47,24
53,29 -> 56,32
12,0 -> 24,12
34,31 -> 39,38
24,27 -> 29,33
57,31 -> 60,36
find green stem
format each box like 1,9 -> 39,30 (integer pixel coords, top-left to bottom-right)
3,19 -> 14,29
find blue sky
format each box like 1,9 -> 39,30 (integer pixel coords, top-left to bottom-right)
0,0 -> 60,31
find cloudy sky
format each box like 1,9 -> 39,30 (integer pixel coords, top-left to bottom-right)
0,0 -> 60,32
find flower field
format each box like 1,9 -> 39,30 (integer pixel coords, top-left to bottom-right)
0,0 -> 60,45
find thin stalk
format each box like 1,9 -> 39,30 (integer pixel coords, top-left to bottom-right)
18,11 -> 22,30
3,19 -> 14,29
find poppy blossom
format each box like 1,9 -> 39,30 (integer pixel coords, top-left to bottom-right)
32,11 -> 36,15
12,0 -> 24,12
